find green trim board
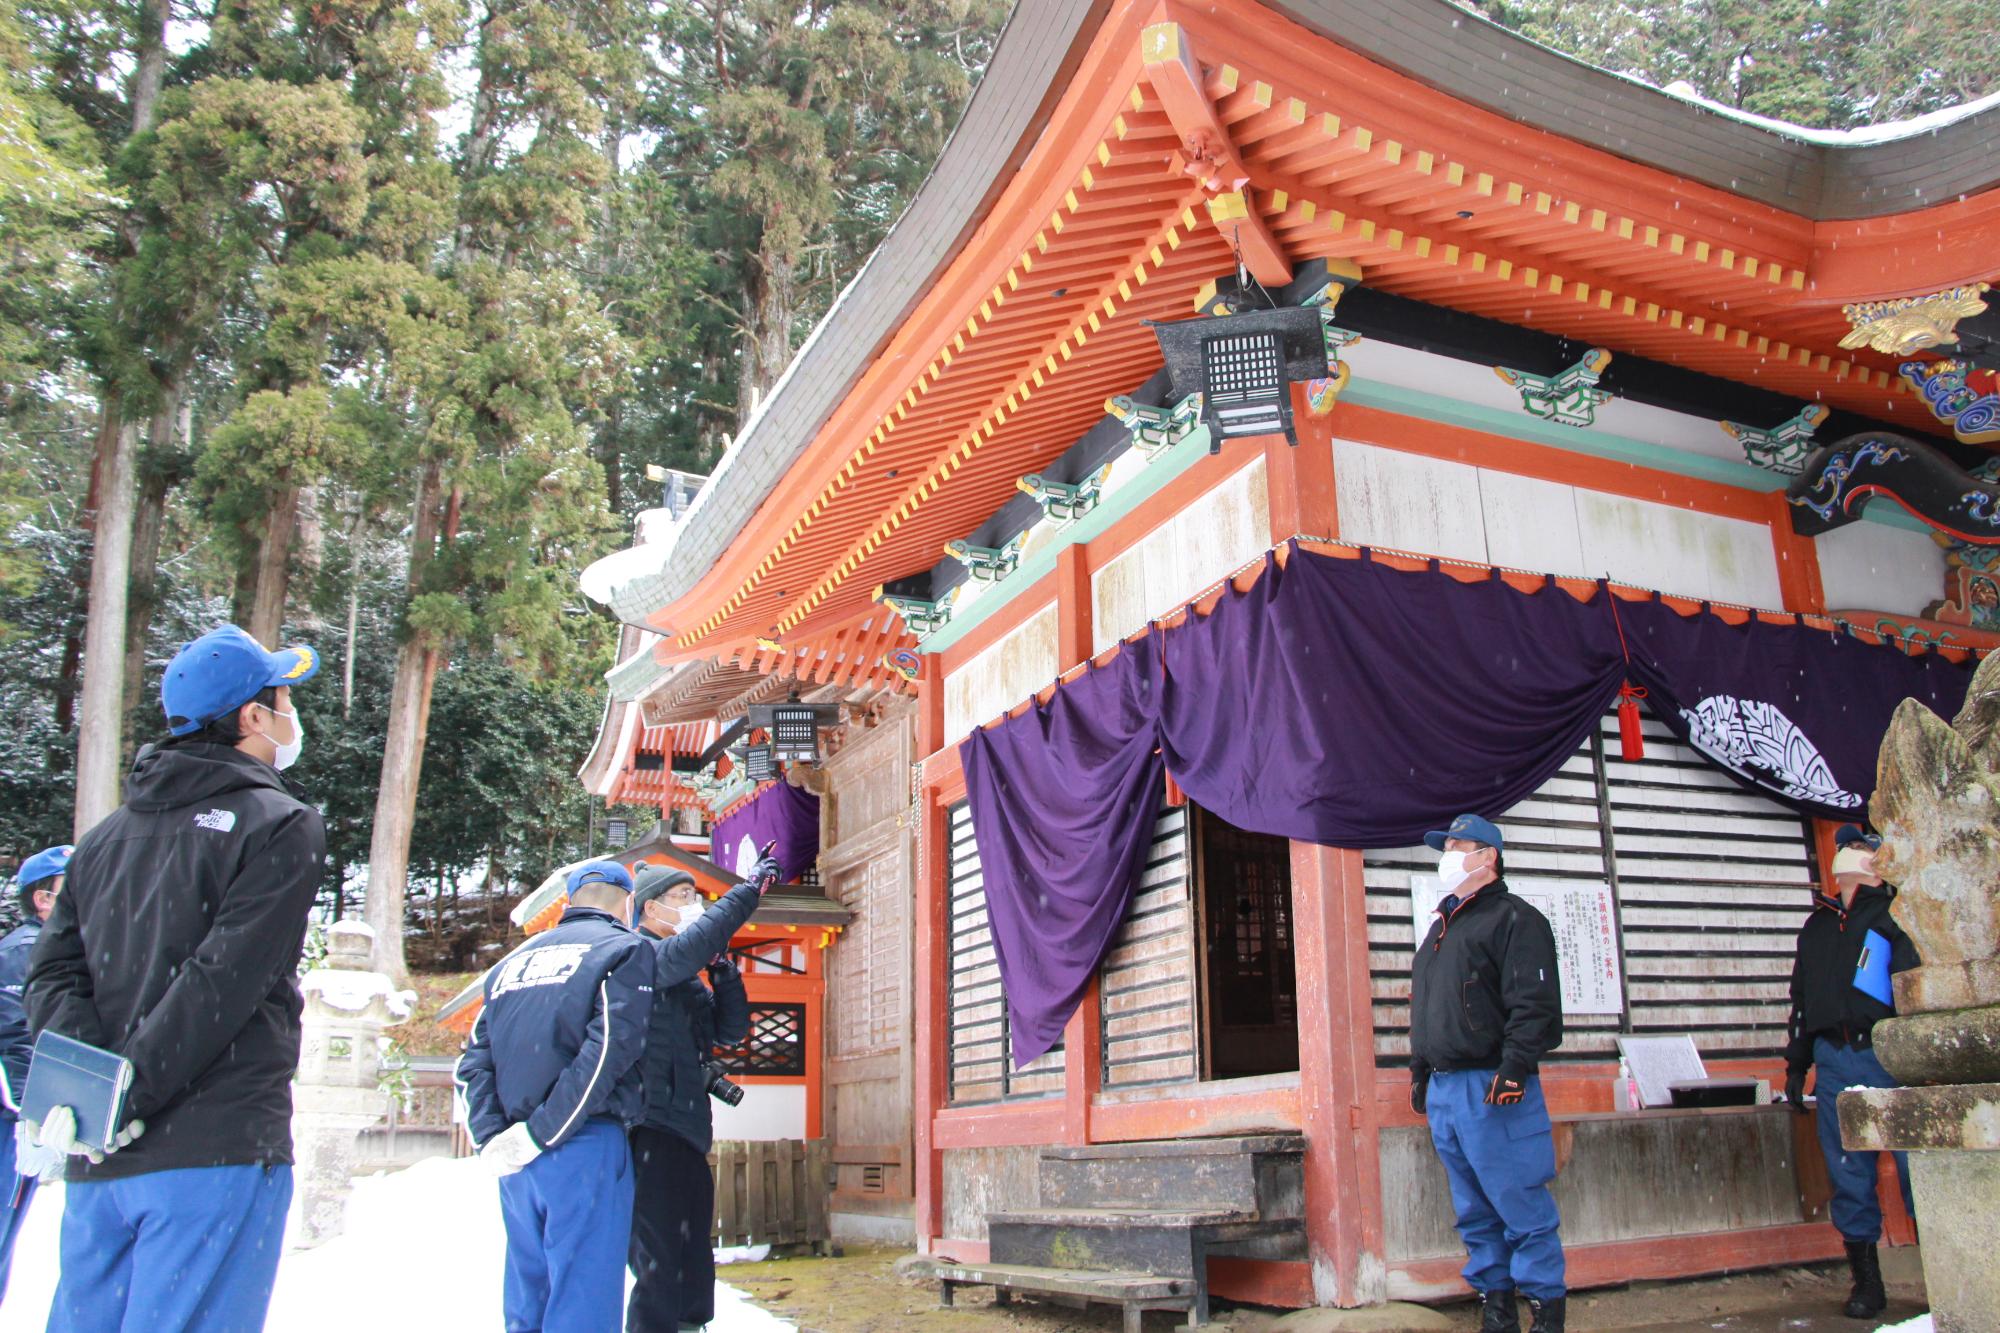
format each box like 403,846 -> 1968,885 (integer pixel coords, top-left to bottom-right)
915,424 -> 1216,655
914,389 -> 1932,659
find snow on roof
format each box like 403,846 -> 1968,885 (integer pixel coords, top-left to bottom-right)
1653,80 -> 2000,147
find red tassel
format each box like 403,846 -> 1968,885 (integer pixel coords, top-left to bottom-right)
1617,683 -> 1648,761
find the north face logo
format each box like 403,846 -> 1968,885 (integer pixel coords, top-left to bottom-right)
193,809 -> 238,832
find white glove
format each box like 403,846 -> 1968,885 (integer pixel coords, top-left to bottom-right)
479,1122 -> 542,1178
13,1119 -> 61,1183
24,1105 -> 145,1166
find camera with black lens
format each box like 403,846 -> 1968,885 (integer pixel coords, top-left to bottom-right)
702,1060 -> 745,1107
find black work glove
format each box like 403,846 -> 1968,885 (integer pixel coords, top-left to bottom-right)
1410,1076 -> 1428,1115
1785,1067 -> 1811,1116
1484,1072 -> 1526,1106
751,839 -> 782,894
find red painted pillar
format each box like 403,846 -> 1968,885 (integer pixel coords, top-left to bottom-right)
1054,545 -> 1102,1144
912,655 -> 950,1252
1265,383 -> 1341,545
1291,842 -> 1386,1306
1766,490 -> 1825,615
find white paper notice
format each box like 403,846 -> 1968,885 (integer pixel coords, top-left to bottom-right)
1410,875 -> 1625,1015
1615,1034 -> 1708,1110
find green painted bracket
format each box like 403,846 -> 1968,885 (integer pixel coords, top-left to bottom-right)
915,424 -> 1215,656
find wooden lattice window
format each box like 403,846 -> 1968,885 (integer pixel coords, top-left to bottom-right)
713,1002 -> 806,1077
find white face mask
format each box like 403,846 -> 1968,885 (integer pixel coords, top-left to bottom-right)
267,706 -> 304,771
676,900 -> 706,930
1437,850 -> 1473,896
1831,846 -> 1876,879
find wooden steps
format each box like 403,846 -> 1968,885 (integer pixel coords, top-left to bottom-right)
933,1261 -> 1197,1333
939,1135 -> 1307,1328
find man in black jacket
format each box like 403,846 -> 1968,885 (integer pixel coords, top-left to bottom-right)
1408,815 -> 1566,1333
28,624 -> 324,1333
1784,824 -> 1919,1320
627,868 -> 753,1333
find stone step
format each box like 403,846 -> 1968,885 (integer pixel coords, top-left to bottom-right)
1037,1134 -> 1306,1216
986,1206 -> 1302,1279
931,1261 -> 1199,1332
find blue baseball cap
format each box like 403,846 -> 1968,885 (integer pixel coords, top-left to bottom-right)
162,625 -> 320,736
566,861 -> 635,895
16,845 -> 72,889
1424,814 -> 1504,852
1833,825 -> 1883,851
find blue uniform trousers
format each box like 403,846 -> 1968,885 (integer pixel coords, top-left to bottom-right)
49,1163 -> 292,1333
0,1125 -> 35,1305
500,1118 -> 635,1333
1814,1037 -> 1915,1242
1425,1069 -> 1566,1300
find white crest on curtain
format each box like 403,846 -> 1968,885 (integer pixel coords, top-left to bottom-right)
1678,694 -> 1863,809
733,834 -> 758,877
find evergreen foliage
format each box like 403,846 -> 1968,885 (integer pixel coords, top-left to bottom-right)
0,0 -> 1002,969
1462,0 -> 1998,127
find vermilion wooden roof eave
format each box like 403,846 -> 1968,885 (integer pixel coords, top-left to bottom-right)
630,0 -> 2000,660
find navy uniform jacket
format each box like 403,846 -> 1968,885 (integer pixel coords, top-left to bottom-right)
456,907 -> 656,1151
0,919 -> 40,1119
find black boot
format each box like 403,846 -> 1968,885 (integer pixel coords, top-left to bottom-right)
1478,1288 -> 1520,1333
1524,1295 -> 1565,1333
1843,1239 -> 1887,1318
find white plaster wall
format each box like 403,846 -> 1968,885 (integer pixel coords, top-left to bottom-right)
711,1082 -> 806,1142
1089,456 -> 1270,653
943,602 -> 1058,745
1334,439 -> 1784,608
1815,521 -> 1948,617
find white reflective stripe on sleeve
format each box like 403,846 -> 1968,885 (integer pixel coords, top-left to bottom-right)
546,979 -> 613,1148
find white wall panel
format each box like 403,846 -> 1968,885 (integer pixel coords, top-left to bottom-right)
1332,441 -> 1486,564
1573,491 -> 1782,608
1478,468 -> 1585,574
943,603 -> 1057,745
1816,521 -> 1947,617
1334,440 -> 1782,607
1089,457 -> 1269,653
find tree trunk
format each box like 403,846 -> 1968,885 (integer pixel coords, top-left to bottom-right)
235,484 -> 299,647
74,417 -> 142,836
363,463 -> 456,981
120,384 -> 187,757
737,249 -> 798,423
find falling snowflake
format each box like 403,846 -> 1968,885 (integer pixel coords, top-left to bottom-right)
1679,694 -> 1863,808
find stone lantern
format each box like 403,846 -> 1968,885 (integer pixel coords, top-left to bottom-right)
291,919 -> 416,1248
1839,649 -> 2000,1332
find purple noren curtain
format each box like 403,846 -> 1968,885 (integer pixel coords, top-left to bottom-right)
960,654 -> 1165,1067
710,780 -> 821,883
959,543 -> 1974,1067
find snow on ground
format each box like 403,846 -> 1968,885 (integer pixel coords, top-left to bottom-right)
0,1158 -> 794,1332
1877,1318 -> 1932,1333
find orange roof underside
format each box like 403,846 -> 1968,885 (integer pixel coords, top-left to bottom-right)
650,0 -> 2000,663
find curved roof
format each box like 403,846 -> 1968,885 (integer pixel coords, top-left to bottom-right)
588,0 -> 2000,652
1276,0 -> 2000,220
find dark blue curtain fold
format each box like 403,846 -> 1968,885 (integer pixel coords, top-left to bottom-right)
958,543 -> 1974,1068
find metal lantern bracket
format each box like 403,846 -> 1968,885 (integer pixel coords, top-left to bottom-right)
1146,305 -> 1327,454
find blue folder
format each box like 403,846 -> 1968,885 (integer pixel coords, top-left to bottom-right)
1853,928 -> 1895,1006
21,1030 -> 134,1154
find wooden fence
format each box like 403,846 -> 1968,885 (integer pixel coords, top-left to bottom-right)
711,1138 -> 832,1252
